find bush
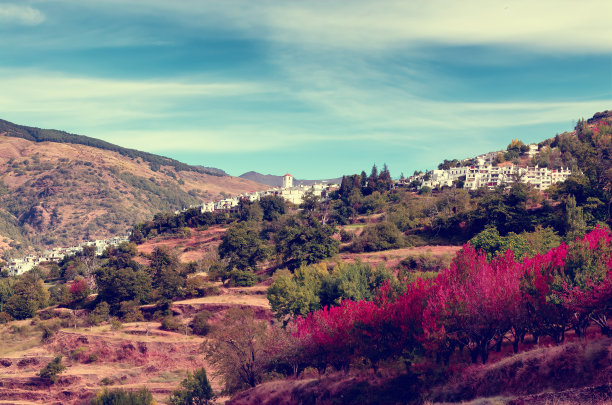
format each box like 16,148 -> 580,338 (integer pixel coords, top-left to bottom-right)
38,355 -> 66,384
351,222 -> 405,252
169,367 -> 215,405
110,318 -> 123,330
90,387 -> 155,405
229,270 -> 258,287
87,301 -> 110,326
39,320 -> 61,342
398,253 -> 449,272
339,229 -> 355,243
100,377 -> 113,386
161,316 -> 184,332
184,276 -> 214,298
190,310 -> 212,336
0,312 -> 12,324
119,301 -> 144,323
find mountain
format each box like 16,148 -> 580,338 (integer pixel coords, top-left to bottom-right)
0,120 -> 267,258
239,171 -> 342,188
0,119 -> 225,176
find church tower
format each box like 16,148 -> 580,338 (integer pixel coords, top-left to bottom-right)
282,173 -> 293,188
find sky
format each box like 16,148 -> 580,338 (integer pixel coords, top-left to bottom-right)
1,1 -> 611,179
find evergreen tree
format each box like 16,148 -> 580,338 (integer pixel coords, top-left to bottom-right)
169,367 -> 214,405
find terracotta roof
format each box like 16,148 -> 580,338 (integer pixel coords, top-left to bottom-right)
283,173 -> 292,177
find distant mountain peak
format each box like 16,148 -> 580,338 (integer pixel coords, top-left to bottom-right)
239,171 -> 341,187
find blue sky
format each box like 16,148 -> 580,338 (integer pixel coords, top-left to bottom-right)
1,1 -> 611,179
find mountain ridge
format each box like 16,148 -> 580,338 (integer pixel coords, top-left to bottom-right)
0,119 -> 225,176
239,171 -> 342,187
0,120 -> 268,258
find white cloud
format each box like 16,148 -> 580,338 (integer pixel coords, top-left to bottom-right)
0,3 -> 44,25
256,0 -> 612,53
0,69 -> 263,127
103,128 -> 322,153
79,0 -> 612,53
30,0 -> 612,53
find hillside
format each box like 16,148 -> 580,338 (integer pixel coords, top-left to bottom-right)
0,123 -> 267,258
0,119 -> 223,176
239,171 -> 341,187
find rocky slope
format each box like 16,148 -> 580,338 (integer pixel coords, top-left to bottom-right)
0,121 -> 267,258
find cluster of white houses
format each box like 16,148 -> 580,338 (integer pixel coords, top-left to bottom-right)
180,174 -> 337,215
402,146 -> 572,191
407,164 -> 573,191
5,235 -> 129,276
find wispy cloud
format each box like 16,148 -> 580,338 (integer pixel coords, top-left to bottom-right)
0,69 -> 264,127
0,3 -> 44,26
21,1 -> 612,53
103,128 -> 326,153
254,0 -> 612,53
73,0 -> 612,53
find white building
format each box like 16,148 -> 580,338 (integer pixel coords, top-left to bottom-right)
282,173 -> 293,189
527,144 -> 539,158
403,162 -> 572,192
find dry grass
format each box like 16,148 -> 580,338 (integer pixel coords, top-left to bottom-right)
336,245 -> 461,269
174,294 -> 270,309
431,337 -> 612,403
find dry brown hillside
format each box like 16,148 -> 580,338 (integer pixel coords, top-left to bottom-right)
0,133 -> 266,257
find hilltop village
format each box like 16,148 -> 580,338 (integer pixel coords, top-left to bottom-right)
5,235 -> 130,276
4,174 -> 336,276
401,145 -> 573,191
4,143 -> 575,277
181,173 -> 336,214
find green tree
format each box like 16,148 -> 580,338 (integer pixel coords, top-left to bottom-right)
274,217 -> 339,270
300,190 -> 320,214
238,198 -> 264,222
320,261 -> 395,307
95,266 -> 152,314
4,272 -> 49,320
169,367 -> 214,405
38,355 -> 66,384
190,310 -> 212,336
565,194 -> 587,241
218,221 -> 269,271
0,277 -> 15,313
259,195 -> 287,221
87,301 -> 110,326
267,265 -> 327,323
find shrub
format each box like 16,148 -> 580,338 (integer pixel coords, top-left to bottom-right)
229,270 -> 258,287
87,301 -> 110,326
119,301 -> 144,323
100,377 -> 113,386
398,253 -> 448,272
90,387 -> 154,405
190,310 -> 212,336
339,229 -> 355,243
0,312 -> 12,324
351,222 -> 405,252
39,320 -> 61,342
184,276 -> 209,298
161,316 -> 183,332
38,355 -> 66,384
110,318 -> 123,330
169,367 -> 215,405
